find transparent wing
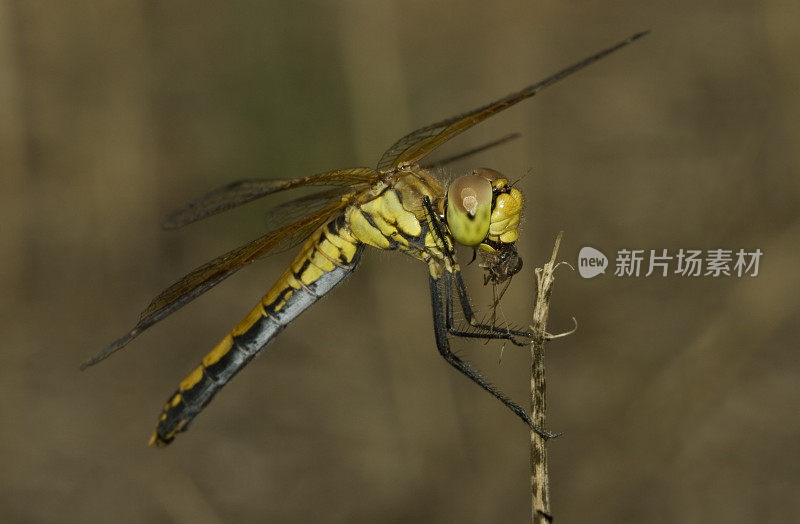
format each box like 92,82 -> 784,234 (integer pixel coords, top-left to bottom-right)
162,167 -> 379,229
81,195 -> 354,369
377,31 -> 648,171
263,186 -> 359,236
422,133 -> 520,170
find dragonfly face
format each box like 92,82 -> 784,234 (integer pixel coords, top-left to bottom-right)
444,168 -> 524,283
82,32 -> 647,446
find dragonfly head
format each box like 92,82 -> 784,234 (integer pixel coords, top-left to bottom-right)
445,168 -> 524,283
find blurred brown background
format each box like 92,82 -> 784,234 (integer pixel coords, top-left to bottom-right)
2,1 -> 798,522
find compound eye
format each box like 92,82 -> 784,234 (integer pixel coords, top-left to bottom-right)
475,167 -> 508,190
446,174 -> 493,246
473,167 -> 503,180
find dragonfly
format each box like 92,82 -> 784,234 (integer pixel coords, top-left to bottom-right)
83,32 -> 647,446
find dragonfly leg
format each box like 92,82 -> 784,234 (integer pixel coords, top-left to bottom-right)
445,270 -> 531,345
421,196 -> 456,266
422,196 -> 529,344
430,274 -> 558,440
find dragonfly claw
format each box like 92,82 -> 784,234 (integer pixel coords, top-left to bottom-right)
509,335 -> 532,347
530,426 -> 563,441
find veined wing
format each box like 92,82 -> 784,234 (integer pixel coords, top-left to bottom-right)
377,31 -> 648,171
162,167 -> 379,229
422,133 -> 520,170
263,186 -> 357,234
81,194 -> 355,369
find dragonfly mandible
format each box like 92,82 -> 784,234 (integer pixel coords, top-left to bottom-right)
82,32 -> 647,446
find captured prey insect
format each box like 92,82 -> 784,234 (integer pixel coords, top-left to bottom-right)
82,32 -> 647,446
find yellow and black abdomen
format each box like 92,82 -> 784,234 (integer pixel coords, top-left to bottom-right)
151,216 -> 363,446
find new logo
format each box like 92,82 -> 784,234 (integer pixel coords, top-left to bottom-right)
578,246 -> 608,279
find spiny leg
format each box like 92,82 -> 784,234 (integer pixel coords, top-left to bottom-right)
429,274 -> 557,440
421,196 -> 457,269
444,270 -> 530,345
448,270 -> 531,343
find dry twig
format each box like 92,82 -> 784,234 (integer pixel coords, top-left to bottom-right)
530,231 -> 566,523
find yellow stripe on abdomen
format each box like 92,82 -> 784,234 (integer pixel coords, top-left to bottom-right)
150,218 -> 364,446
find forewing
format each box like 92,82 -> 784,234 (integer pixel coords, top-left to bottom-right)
162,167 -> 379,229
81,196 -> 353,369
377,31 -> 647,171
